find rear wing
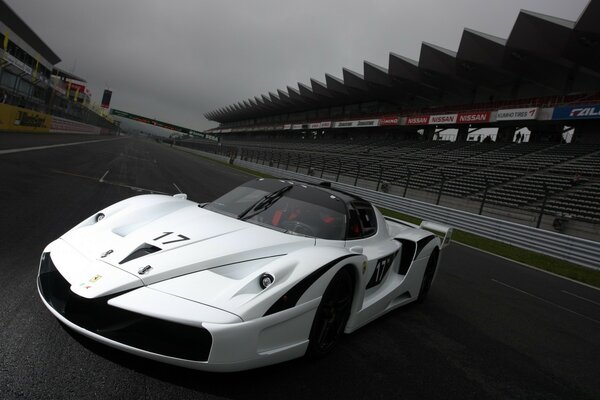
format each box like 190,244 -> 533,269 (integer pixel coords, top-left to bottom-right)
419,221 -> 453,249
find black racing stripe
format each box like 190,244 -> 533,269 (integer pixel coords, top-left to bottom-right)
264,254 -> 356,316
395,239 -> 416,275
415,235 -> 436,258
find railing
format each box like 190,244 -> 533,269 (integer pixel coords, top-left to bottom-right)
213,91 -> 600,130
184,147 -> 600,270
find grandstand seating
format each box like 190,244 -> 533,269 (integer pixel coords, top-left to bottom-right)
544,181 -> 600,223
179,136 -> 600,223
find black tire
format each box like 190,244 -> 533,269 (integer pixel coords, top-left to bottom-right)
416,247 -> 439,303
306,268 -> 354,358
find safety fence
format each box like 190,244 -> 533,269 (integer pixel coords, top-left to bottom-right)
182,146 -> 600,270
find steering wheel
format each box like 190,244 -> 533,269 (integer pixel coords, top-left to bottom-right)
281,220 -> 315,236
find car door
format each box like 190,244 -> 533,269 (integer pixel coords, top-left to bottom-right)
345,202 -> 400,294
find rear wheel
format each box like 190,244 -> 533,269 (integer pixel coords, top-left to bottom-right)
416,247 -> 439,303
307,268 -> 354,358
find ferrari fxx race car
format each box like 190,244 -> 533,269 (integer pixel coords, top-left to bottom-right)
38,178 -> 452,371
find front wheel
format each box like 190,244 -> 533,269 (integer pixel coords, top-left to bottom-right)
306,268 -> 354,358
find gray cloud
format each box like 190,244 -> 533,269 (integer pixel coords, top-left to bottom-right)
6,0 -> 588,130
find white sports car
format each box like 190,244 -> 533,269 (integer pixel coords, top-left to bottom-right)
38,178 -> 452,372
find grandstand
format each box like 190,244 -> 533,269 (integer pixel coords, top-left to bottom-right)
0,0 -> 117,134
186,0 -> 600,240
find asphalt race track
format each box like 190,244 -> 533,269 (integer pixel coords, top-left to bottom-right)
1,134 -> 599,400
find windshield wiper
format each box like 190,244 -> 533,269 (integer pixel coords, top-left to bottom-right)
238,185 -> 293,220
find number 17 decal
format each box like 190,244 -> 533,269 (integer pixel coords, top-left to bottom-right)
153,232 -> 190,245
366,251 -> 398,289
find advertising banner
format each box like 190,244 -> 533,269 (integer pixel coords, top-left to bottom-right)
405,115 -> 430,125
1,50 -> 33,75
379,116 -> 400,126
101,90 -> 113,109
332,119 -> 379,128
67,82 -> 86,94
292,124 -> 303,130
309,122 -> 321,129
457,111 -> 491,124
496,107 -> 539,121
283,124 -> 292,130
429,114 -> 458,125
320,121 -> 332,128
552,104 -> 600,121
0,104 -> 51,133
357,119 -> 380,127
334,120 -> 358,128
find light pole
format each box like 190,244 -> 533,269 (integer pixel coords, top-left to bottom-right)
404,167 -> 411,197
376,165 -> 384,191
537,183 -> 549,229
479,177 -> 489,215
436,172 -> 446,205
354,161 -> 361,186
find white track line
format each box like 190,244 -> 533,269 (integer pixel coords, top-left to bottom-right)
455,241 -> 600,292
117,183 -> 167,194
0,138 -> 121,155
492,279 -> 600,324
173,182 -> 183,193
561,290 -> 600,307
52,169 -> 167,195
99,170 -> 110,183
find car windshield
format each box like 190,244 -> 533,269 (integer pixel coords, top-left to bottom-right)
205,180 -> 347,240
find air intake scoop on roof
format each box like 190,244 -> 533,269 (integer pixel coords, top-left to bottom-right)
119,243 -> 161,264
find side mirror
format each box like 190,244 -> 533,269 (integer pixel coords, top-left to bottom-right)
349,246 -> 363,254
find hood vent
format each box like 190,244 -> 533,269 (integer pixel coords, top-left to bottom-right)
119,243 -> 161,264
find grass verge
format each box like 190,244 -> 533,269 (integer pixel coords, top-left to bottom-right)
174,146 -> 273,178
381,207 -> 600,288
175,145 -> 600,288
451,230 -> 600,288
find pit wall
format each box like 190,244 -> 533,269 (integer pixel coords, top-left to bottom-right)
0,103 -> 51,133
0,103 -> 110,134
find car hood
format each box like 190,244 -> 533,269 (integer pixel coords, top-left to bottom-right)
57,195 -> 315,298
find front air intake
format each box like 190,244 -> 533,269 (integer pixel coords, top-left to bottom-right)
38,253 -> 212,361
119,243 -> 161,264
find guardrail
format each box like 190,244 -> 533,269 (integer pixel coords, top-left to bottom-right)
182,147 -> 600,270
351,186 -> 600,270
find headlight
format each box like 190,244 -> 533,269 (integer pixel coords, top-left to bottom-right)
259,273 -> 274,289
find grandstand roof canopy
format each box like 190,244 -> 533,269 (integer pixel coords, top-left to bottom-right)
206,0 -> 600,124
52,66 -> 87,83
0,0 -> 61,65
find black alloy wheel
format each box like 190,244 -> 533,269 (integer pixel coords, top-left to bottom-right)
307,268 -> 354,358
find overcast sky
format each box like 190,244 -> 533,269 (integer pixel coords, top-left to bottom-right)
6,0 -> 589,131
